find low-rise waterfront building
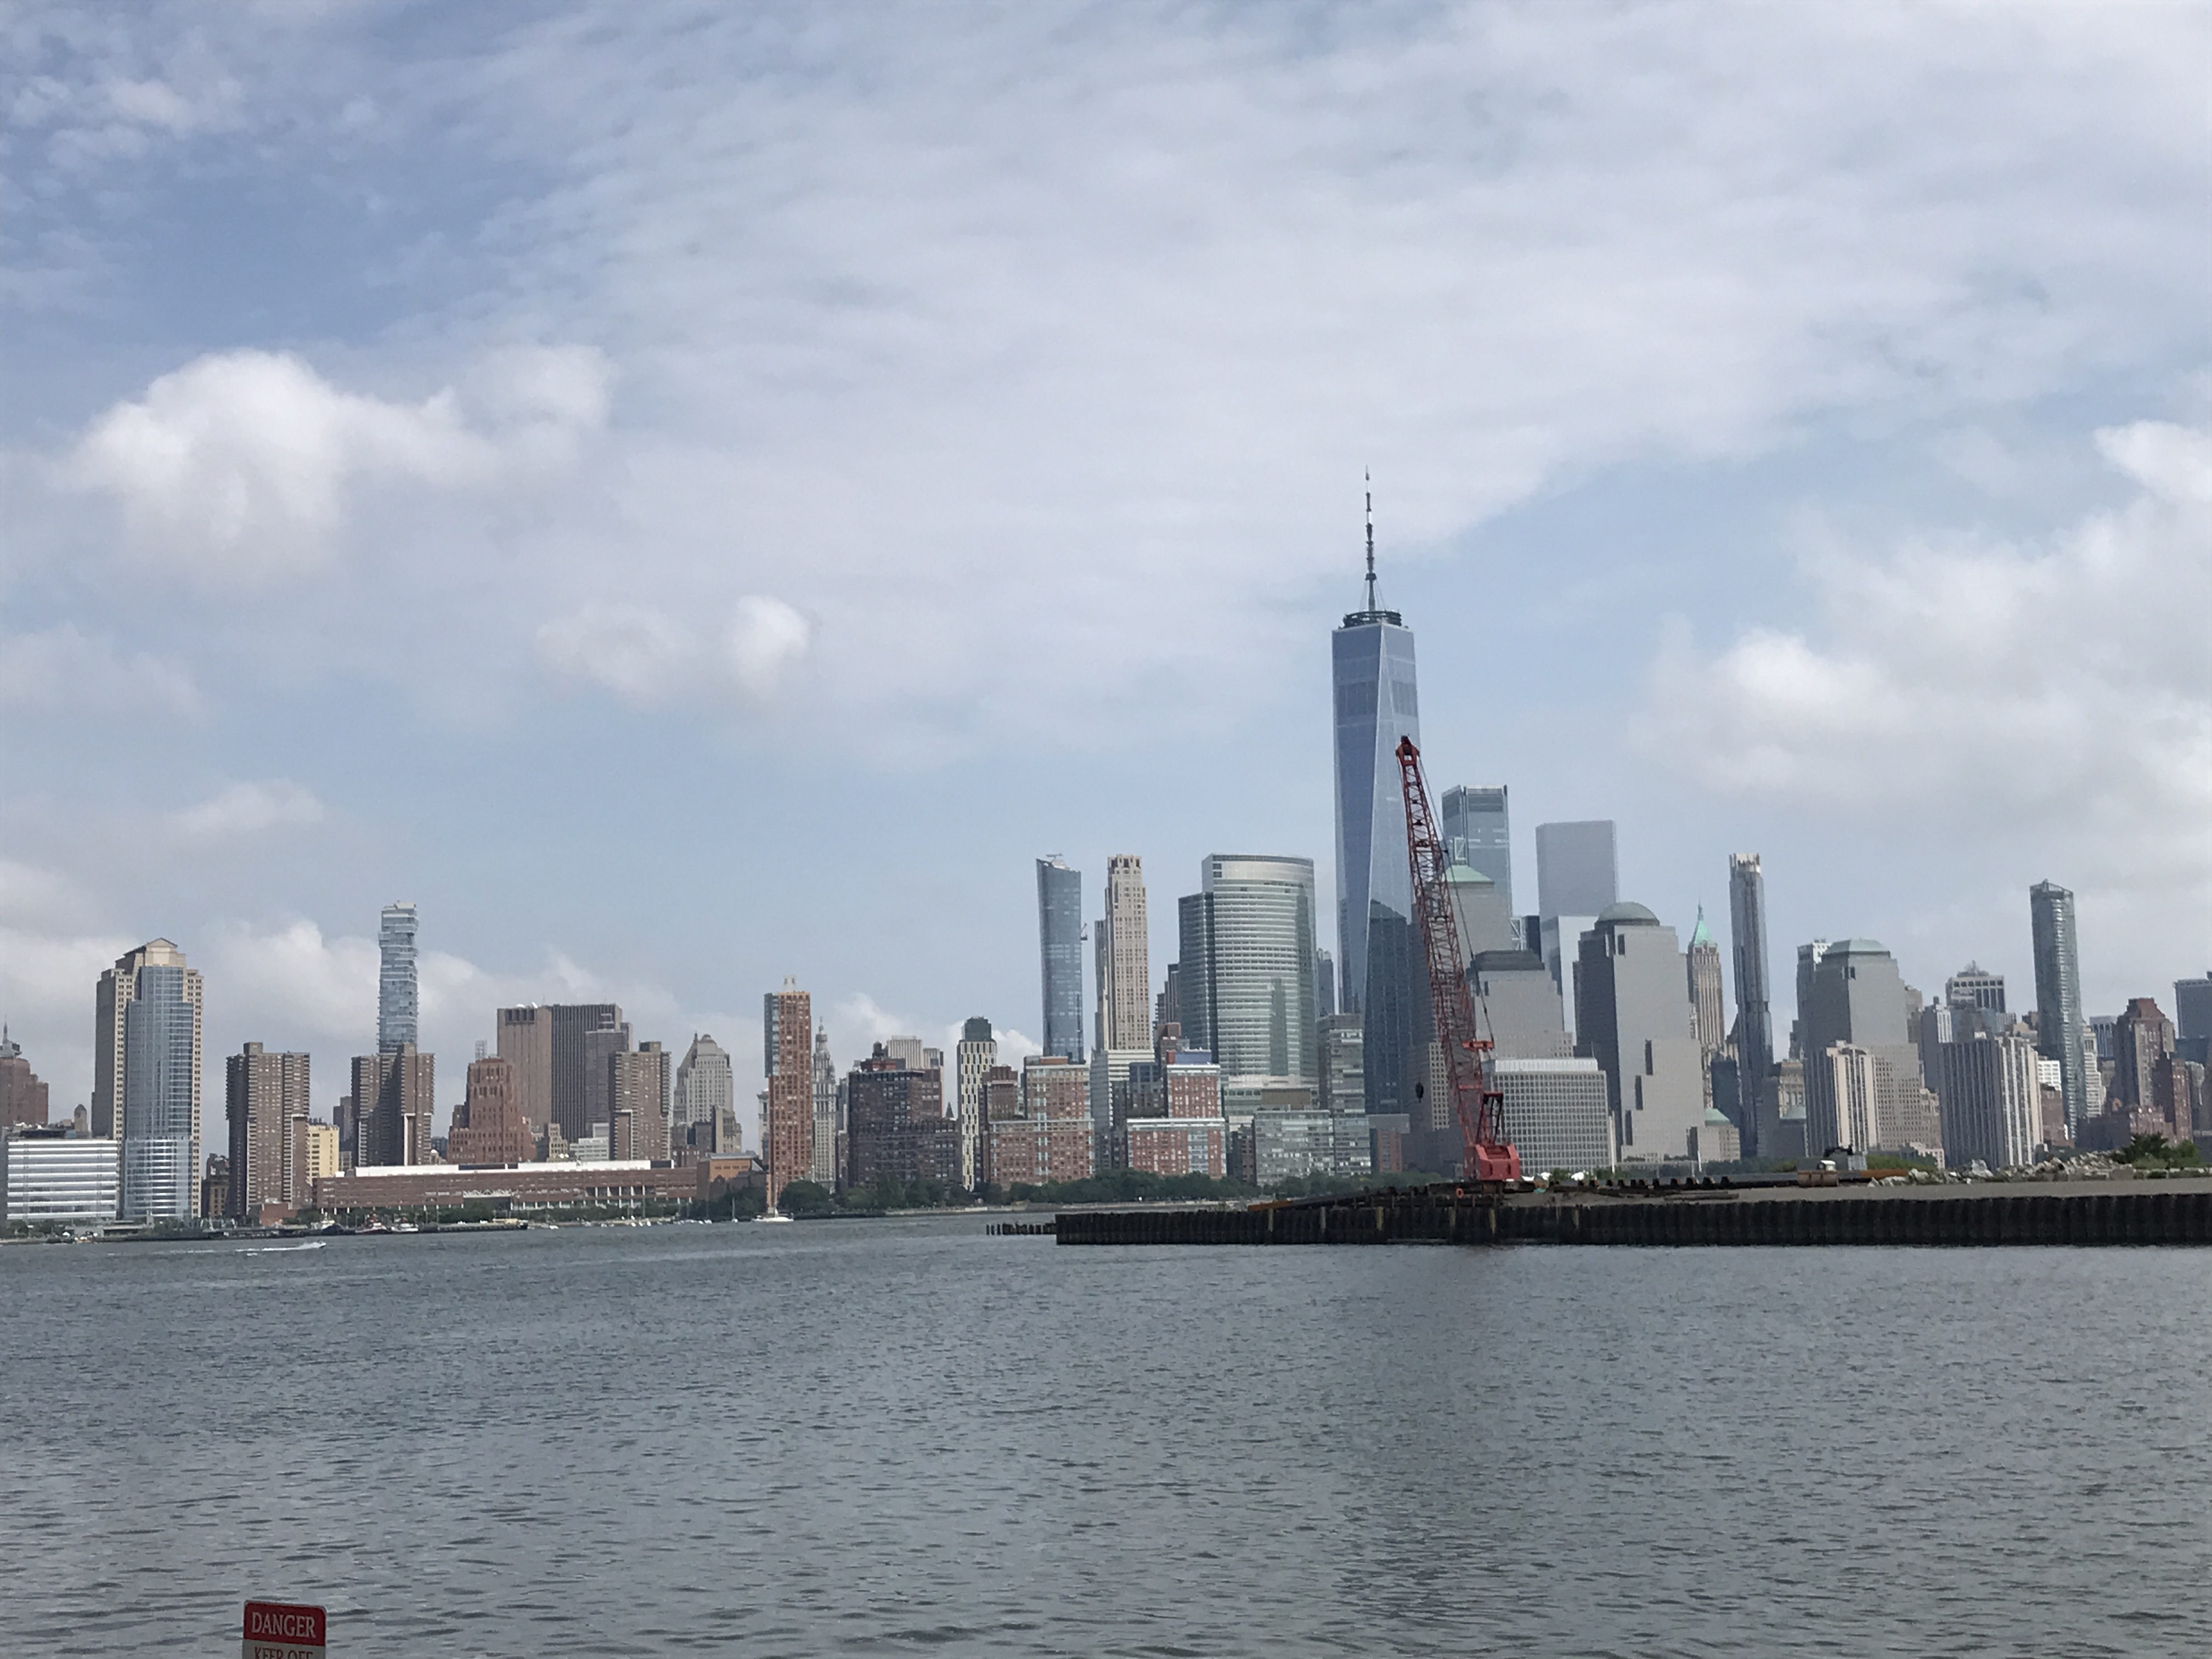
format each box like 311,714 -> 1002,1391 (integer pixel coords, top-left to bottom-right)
312,1159 -> 702,1214
4,1128 -> 121,1225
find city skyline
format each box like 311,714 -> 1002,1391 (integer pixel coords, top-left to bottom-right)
1,7 -> 2205,1128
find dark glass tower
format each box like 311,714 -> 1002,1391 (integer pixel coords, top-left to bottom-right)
2029,881 -> 2089,1135
1331,483 -> 1429,1116
1036,857 -> 1085,1064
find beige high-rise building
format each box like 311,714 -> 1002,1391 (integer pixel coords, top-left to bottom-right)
763,981 -> 814,1207
294,1121 -> 339,1203
610,1042 -> 670,1162
1094,855 -> 1152,1055
225,1043 -> 311,1216
495,1006 -> 556,1131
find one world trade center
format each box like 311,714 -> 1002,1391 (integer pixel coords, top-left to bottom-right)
1331,485 -> 1431,1121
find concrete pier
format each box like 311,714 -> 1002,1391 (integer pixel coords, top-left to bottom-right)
1051,1179 -> 2212,1248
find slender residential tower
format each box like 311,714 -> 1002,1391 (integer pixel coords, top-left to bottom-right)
1331,478 -> 1428,1116
1726,854 -> 1773,1156
377,902 -> 419,1054
2029,881 -> 2089,1136
1095,856 -> 1153,1054
1037,857 -> 1085,1064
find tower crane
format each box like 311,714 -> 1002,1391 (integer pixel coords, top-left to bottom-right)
1396,736 -> 1523,1184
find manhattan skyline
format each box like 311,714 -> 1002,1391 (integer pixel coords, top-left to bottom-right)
1,6 -> 2205,1124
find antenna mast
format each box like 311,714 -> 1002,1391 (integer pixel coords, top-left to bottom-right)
1364,469 -> 1378,613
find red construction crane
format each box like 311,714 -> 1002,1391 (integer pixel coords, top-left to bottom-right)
1396,736 -> 1523,1185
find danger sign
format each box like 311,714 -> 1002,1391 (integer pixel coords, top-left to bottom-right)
241,1600 -> 326,1659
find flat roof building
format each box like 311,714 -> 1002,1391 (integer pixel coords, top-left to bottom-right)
4,1128 -> 120,1225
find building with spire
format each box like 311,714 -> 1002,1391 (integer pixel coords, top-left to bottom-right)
1331,477 -> 1428,1118
0,1029 -> 49,1130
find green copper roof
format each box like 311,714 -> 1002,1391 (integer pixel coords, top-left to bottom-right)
1688,905 -> 1714,948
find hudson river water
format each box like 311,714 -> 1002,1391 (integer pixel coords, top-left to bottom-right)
6,1219 -> 2210,1656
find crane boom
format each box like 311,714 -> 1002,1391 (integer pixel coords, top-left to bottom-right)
1395,737 -> 1523,1184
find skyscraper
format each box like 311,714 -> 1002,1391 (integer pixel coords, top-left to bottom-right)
1536,821 -> 1618,1015
1686,908 -> 1726,1099
1799,939 -> 1921,1156
1176,855 -> 1318,1109
0,1031 -> 50,1130
1945,964 -> 2006,1014
378,902 -> 419,1053
673,1034 -> 737,1154
1036,857 -> 1085,1064
94,940 -> 199,1147
1094,855 -> 1152,1054
2029,881 -> 2089,1135
120,956 -> 203,1218
953,1017 -> 995,1189
1440,785 -> 1512,906
225,1042 -> 311,1215
1726,855 -> 1774,1153
494,1005 -> 555,1132
1573,904 -> 1703,1163
609,1042 -> 670,1163
763,979 -> 813,1206
446,1054 -> 535,1166
2174,971 -> 2211,1067
811,1026 -> 839,1181
1331,484 -> 1427,1114
549,1003 -> 624,1142
348,1048 -> 434,1168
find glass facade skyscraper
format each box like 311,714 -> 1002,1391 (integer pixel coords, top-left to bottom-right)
122,963 -> 198,1219
1441,785 -> 1511,907
1333,543 -> 1427,1116
2030,881 -> 2089,1135
1037,857 -> 1085,1064
1177,856 -> 1317,1094
378,902 -> 419,1054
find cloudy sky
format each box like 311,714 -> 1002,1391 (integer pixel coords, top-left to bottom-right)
3,2 -> 2206,1136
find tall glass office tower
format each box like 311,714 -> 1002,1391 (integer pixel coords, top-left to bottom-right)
1331,488 -> 1427,1115
1176,855 -> 1317,1094
378,902 -> 419,1054
2030,881 -> 2089,1135
122,962 -> 198,1219
1036,857 -> 1085,1064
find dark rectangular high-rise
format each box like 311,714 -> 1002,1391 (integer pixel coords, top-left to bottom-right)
550,1003 -> 623,1142
1036,857 -> 1085,1064
2029,882 -> 2089,1136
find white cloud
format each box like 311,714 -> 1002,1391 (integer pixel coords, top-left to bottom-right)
170,780 -> 327,840
537,595 -> 812,708
63,346 -> 608,583
1637,420 -> 2212,895
0,624 -> 199,715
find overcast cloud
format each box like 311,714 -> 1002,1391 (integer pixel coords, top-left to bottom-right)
1,2 -> 2205,1131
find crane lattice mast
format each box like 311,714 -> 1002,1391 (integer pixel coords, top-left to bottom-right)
1396,736 -> 1523,1184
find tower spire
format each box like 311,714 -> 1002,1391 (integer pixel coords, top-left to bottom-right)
1364,469 -> 1378,613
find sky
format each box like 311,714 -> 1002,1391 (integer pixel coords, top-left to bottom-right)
2,1 -> 2207,1141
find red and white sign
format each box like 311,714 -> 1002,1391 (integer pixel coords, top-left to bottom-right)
241,1600 -> 326,1659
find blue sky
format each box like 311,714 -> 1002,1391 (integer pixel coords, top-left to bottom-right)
3,2 -> 2207,1133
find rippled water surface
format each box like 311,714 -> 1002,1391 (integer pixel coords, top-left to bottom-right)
5,1220 -> 2210,1657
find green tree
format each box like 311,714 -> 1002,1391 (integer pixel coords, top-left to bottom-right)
778,1179 -> 834,1214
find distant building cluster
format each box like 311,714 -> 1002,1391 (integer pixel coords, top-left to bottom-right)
4,534 -> 2207,1230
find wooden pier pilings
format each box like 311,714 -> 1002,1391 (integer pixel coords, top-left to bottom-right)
1049,1182 -> 2212,1248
